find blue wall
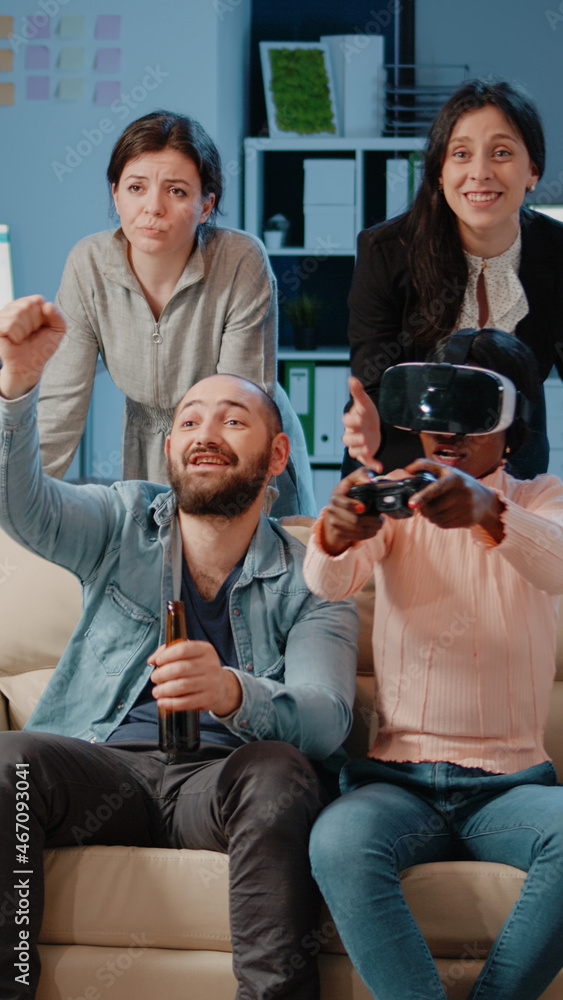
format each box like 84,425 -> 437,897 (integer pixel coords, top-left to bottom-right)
5,0 -> 556,302
0,0 -> 250,479
3,0 -> 560,478
0,0 -> 250,300
416,0 -> 563,205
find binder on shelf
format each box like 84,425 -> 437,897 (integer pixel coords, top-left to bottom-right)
313,365 -> 350,461
385,153 -> 424,220
386,158 -> 408,219
282,361 -> 350,462
284,361 -> 315,455
408,152 -> 424,204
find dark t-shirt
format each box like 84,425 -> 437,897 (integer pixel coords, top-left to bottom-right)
107,557 -> 245,747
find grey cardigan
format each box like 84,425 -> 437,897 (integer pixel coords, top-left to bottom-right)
38,227 -> 316,515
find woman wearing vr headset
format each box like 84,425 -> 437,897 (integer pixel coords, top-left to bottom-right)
33,110 -> 315,518
304,328 -> 563,1000
346,78 -> 563,480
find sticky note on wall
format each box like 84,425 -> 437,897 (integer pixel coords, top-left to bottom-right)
25,45 -> 49,70
58,47 -> 85,71
0,81 -> 14,104
57,77 -> 84,100
59,16 -> 84,38
0,16 -> 13,38
95,15 -> 121,39
25,14 -> 50,38
26,76 -> 49,100
0,49 -> 13,71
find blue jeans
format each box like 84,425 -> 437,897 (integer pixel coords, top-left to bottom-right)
310,758 -> 563,1000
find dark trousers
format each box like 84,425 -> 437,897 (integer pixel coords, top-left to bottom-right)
0,732 -> 326,1000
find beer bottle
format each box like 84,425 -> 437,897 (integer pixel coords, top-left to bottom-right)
158,600 -> 200,753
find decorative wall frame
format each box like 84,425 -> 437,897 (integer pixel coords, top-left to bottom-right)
259,41 -> 339,138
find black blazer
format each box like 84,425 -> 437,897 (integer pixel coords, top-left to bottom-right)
346,208 -> 563,475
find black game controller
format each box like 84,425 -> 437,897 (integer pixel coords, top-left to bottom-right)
348,471 -> 437,519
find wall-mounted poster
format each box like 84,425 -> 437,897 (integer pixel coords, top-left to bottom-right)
259,41 -> 339,138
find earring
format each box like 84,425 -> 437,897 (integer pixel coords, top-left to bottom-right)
528,184 -> 536,192
504,445 -> 512,456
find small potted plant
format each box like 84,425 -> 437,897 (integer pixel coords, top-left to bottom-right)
263,214 -> 289,250
285,293 -> 323,351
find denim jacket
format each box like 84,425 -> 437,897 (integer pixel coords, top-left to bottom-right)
0,387 -> 357,759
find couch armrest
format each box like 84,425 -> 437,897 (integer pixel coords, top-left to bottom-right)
0,691 -> 9,731
0,528 -> 81,677
0,668 -> 56,731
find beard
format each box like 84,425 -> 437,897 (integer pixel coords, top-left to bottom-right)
167,443 -> 272,519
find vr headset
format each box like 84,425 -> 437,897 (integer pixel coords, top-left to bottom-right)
378,330 -> 533,437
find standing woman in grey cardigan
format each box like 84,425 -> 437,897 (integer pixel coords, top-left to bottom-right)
37,110 -> 315,517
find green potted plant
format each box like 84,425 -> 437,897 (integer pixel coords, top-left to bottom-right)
285,293 -> 323,351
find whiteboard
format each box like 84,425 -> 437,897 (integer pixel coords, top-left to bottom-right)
0,225 -> 14,309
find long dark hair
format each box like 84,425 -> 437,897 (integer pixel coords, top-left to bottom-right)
107,110 -> 223,239
428,328 -> 541,454
403,80 -> 545,342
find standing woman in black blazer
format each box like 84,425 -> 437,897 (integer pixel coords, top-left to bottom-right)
346,79 -> 563,479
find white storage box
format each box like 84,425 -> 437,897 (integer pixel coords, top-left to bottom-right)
321,33 -> 386,138
304,204 -> 356,250
303,158 -> 356,206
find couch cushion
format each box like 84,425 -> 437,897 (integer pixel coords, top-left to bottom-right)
320,861 -> 529,959
0,528 -> 81,676
0,668 -> 55,730
42,845 -> 532,961
41,847 -> 232,951
37,944 -> 238,1000
400,861 -> 525,957
544,680 -> 563,779
556,601 -> 563,681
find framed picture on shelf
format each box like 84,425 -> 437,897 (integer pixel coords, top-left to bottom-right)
259,41 -> 340,138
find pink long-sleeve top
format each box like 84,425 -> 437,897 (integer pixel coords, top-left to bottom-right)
304,468 -> 563,774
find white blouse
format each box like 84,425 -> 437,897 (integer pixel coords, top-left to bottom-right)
456,230 -> 529,333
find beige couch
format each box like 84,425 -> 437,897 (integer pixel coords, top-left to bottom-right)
2,522 -> 563,1000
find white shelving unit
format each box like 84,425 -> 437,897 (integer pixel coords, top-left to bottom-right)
245,136 -> 425,511
244,135 -> 426,246
278,348 -> 350,510
243,140 -> 563,499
